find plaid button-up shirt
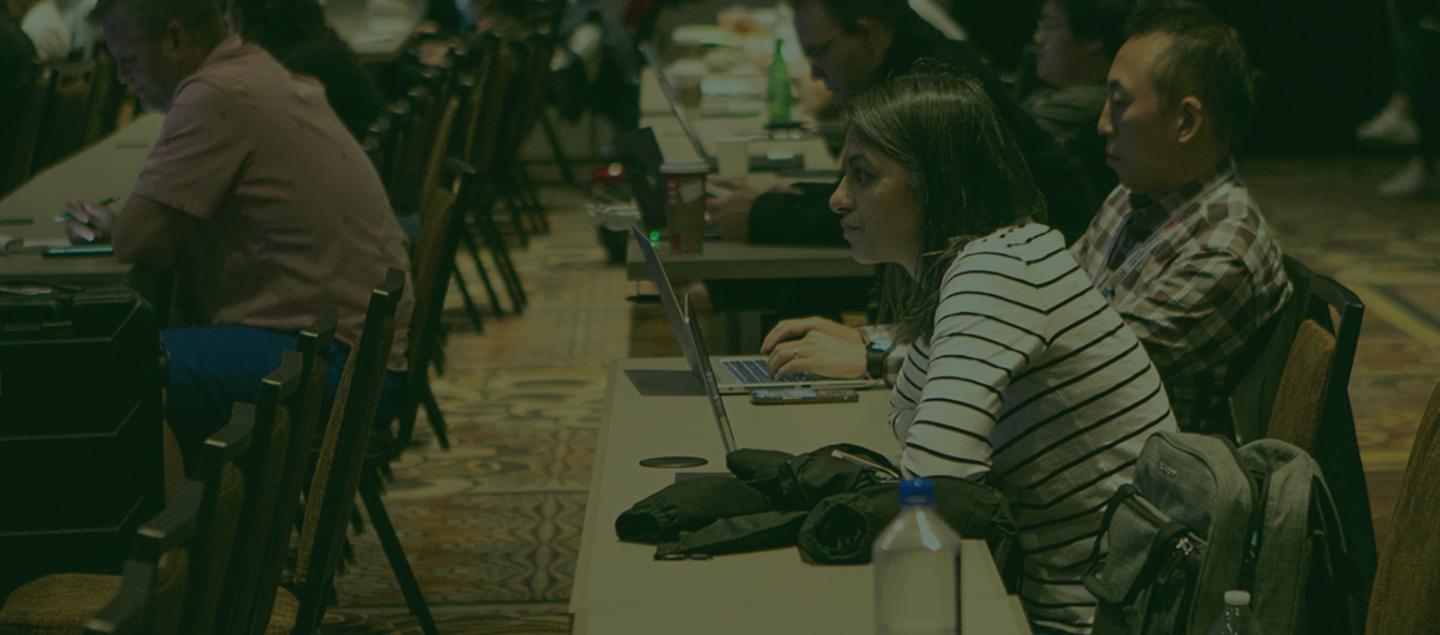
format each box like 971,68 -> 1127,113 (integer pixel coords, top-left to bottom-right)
1072,161 -> 1292,432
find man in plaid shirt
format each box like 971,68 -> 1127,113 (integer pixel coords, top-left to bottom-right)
1072,3 -> 1291,433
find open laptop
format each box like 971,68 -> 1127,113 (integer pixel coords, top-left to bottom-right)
629,224 -> 881,394
640,46 -> 715,168
639,46 -> 804,173
681,295 -> 738,453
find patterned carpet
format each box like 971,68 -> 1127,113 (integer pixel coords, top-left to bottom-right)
319,158 -> 1439,633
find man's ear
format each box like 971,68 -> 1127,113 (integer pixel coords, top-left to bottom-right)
163,19 -> 185,60
1176,96 -> 1205,145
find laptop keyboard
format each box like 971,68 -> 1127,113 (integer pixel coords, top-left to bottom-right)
722,359 -> 817,384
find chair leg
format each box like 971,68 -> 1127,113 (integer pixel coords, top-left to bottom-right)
517,168 -> 550,234
420,381 -> 450,450
461,231 -> 507,318
480,213 -> 527,313
506,192 -> 530,247
451,267 -> 486,332
359,469 -> 439,635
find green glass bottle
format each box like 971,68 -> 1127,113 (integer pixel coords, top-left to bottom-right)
767,38 -> 792,125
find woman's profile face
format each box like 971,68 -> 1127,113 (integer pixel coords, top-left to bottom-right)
829,132 -> 922,276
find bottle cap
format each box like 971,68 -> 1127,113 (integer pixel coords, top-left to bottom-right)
1224,590 -> 1251,607
899,478 -> 934,507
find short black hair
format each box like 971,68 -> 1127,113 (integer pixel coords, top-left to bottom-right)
1057,0 -> 1135,57
89,0 -> 225,42
1125,1 -> 1255,148
799,0 -> 912,33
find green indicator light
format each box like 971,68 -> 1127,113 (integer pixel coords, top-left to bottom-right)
649,230 -> 660,242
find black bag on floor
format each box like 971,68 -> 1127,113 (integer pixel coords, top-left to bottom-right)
0,284 -> 165,591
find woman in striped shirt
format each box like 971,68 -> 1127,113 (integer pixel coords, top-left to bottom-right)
833,73 -> 1178,633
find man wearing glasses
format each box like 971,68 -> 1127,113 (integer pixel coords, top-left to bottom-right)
707,0 -> 1096,247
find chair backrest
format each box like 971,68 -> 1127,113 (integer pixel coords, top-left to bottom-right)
455,44 -> 496,167
83,559 -> 155,635
2,66 -> 53,193
1264,319 -> 1337,453
293,270 -> 406,631
402,188 -> 460,415
470,35 -> 520,176
244,310 -> 336,635
211,354 -> 303,635
1303,267 -> 1364,404
84,48 -> 120,144
419,97 -> 462,213
31,58 -> 96,172
180,402 -> 256,634
1366,382 -> 1440,634
131,478 -> 204,634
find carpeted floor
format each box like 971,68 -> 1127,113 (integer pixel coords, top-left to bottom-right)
321,158 -> 1439,633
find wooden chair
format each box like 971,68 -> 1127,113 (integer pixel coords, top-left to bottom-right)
0,398 -> 247,634
393,187 -> 461,452
1,66 -> 53,193
244,311 -> 336,635
30,59 -> 96,173
181,403 -> 259,633
461,36 -> 528,315
208,355 -> 306,635
262,270 -> 436,635
83,48 -> 122,145
87,480 -> 206,635
1264,319 -> 1338,453
1366,381 -> 1440,634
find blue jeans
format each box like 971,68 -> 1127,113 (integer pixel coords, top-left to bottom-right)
161,325 -> 405,461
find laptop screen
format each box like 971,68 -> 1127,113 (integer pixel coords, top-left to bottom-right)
639,46 -> 712,165
683,295 -> 738,454
629,225 -> 702,374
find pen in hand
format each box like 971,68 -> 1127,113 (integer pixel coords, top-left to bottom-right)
55,197 -> 118,224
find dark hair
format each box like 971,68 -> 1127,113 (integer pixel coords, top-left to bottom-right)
88,0 -> 225,42
1056,0 -> 1135,57
846,71 -> 1048,344
1125,1 -> 1255,148
798,0 -> 912,33
229,0 -> 342,55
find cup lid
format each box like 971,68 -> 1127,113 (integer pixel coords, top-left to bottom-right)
660,159 -> 710,174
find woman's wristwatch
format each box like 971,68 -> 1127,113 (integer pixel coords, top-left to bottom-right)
864,331 -> 894,380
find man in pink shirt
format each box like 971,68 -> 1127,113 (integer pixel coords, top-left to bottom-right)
65,0 -> 413,457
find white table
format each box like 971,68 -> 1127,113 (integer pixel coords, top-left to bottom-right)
0,114 -> 162,283
569,358 -> 1033,634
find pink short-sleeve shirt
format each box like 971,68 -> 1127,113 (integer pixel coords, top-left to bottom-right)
133,36 -> 411,370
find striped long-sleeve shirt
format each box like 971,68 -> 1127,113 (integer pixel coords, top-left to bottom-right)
890,223 -> 1178,633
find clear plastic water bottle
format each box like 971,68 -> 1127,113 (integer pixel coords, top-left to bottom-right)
767,38 -> 792,125
1208,590 -> 1261,635
873,478 -> 962,635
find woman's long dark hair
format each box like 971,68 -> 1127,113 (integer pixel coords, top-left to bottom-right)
229,0 -> 343,54
845,70 -> 1049,344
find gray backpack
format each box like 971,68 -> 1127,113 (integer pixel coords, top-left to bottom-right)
1082,431 -> 1365,635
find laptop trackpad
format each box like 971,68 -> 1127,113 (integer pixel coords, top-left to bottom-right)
624,369 -> 705,396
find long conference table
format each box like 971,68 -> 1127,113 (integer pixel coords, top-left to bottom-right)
570,358 -> 1033,634
625,66 -> 871,285
0,114 -> 161,284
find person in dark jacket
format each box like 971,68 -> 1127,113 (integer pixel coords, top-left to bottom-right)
228,0 -> 384,140
0,5 -> 36,187
706,0 -> 1097,248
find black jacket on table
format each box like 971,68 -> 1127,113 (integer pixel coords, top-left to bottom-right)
747,13 -> 1099,246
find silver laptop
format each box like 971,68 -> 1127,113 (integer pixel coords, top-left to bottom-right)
629,225 -> 881,394
681,295 -> 738,453
640,46 -> 715,168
